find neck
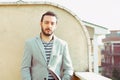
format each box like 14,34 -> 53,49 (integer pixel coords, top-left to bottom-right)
40,33 -> 53,43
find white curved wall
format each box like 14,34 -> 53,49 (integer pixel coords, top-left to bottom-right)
0,3 -> 90,80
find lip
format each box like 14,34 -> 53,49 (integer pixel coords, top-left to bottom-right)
46,29 -> 51,32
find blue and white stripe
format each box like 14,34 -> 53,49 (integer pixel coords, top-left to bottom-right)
42,40 -> 55,80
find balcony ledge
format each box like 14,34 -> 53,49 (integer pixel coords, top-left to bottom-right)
75,72 -> 112,80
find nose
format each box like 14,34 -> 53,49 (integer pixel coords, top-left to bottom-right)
47,22 -> 52,28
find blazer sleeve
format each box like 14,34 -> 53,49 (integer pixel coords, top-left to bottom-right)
62,42 -> 73,80
21,40 -> 32,80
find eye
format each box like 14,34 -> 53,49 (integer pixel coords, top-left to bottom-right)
51,22 -> 56,26
51,22 -> 54,25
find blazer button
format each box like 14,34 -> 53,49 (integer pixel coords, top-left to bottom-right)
44,78 -> 46,80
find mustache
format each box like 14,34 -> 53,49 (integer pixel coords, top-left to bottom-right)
45,28 -> 51,31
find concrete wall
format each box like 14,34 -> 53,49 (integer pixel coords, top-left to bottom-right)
0,2 -> 90,80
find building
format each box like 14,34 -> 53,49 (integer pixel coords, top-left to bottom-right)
83,20 -> 108,73
102,30 -> 120,78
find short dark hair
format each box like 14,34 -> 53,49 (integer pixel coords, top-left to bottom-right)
41,11 -> 58,22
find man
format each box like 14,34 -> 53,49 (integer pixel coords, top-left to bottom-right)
21,11 -> 73,80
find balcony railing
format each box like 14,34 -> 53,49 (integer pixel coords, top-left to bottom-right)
73,72 -> 112,80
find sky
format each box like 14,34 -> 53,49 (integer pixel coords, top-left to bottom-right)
0,0 -> 120,30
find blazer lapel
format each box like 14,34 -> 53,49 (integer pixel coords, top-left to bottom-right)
35,35 -> 47,62
35,35 -> 58,66
48,37 -> 61,80
48,36 -> 58,66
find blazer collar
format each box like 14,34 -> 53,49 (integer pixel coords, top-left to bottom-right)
35,35 -> 47,62
35,34 -> 58,64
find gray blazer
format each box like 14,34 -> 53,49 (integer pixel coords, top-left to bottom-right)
21,35 -> 73,80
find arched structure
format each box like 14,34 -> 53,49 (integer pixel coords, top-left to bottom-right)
0,1 -> 91,80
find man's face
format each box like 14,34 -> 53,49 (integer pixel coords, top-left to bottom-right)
40,15 -> 57,36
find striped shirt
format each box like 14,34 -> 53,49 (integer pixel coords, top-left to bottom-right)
42,40 -> 55,80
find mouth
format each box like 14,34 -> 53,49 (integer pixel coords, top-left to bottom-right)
46,29 -> 51,32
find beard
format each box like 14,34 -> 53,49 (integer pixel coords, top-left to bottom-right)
41,27 -> 53,36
